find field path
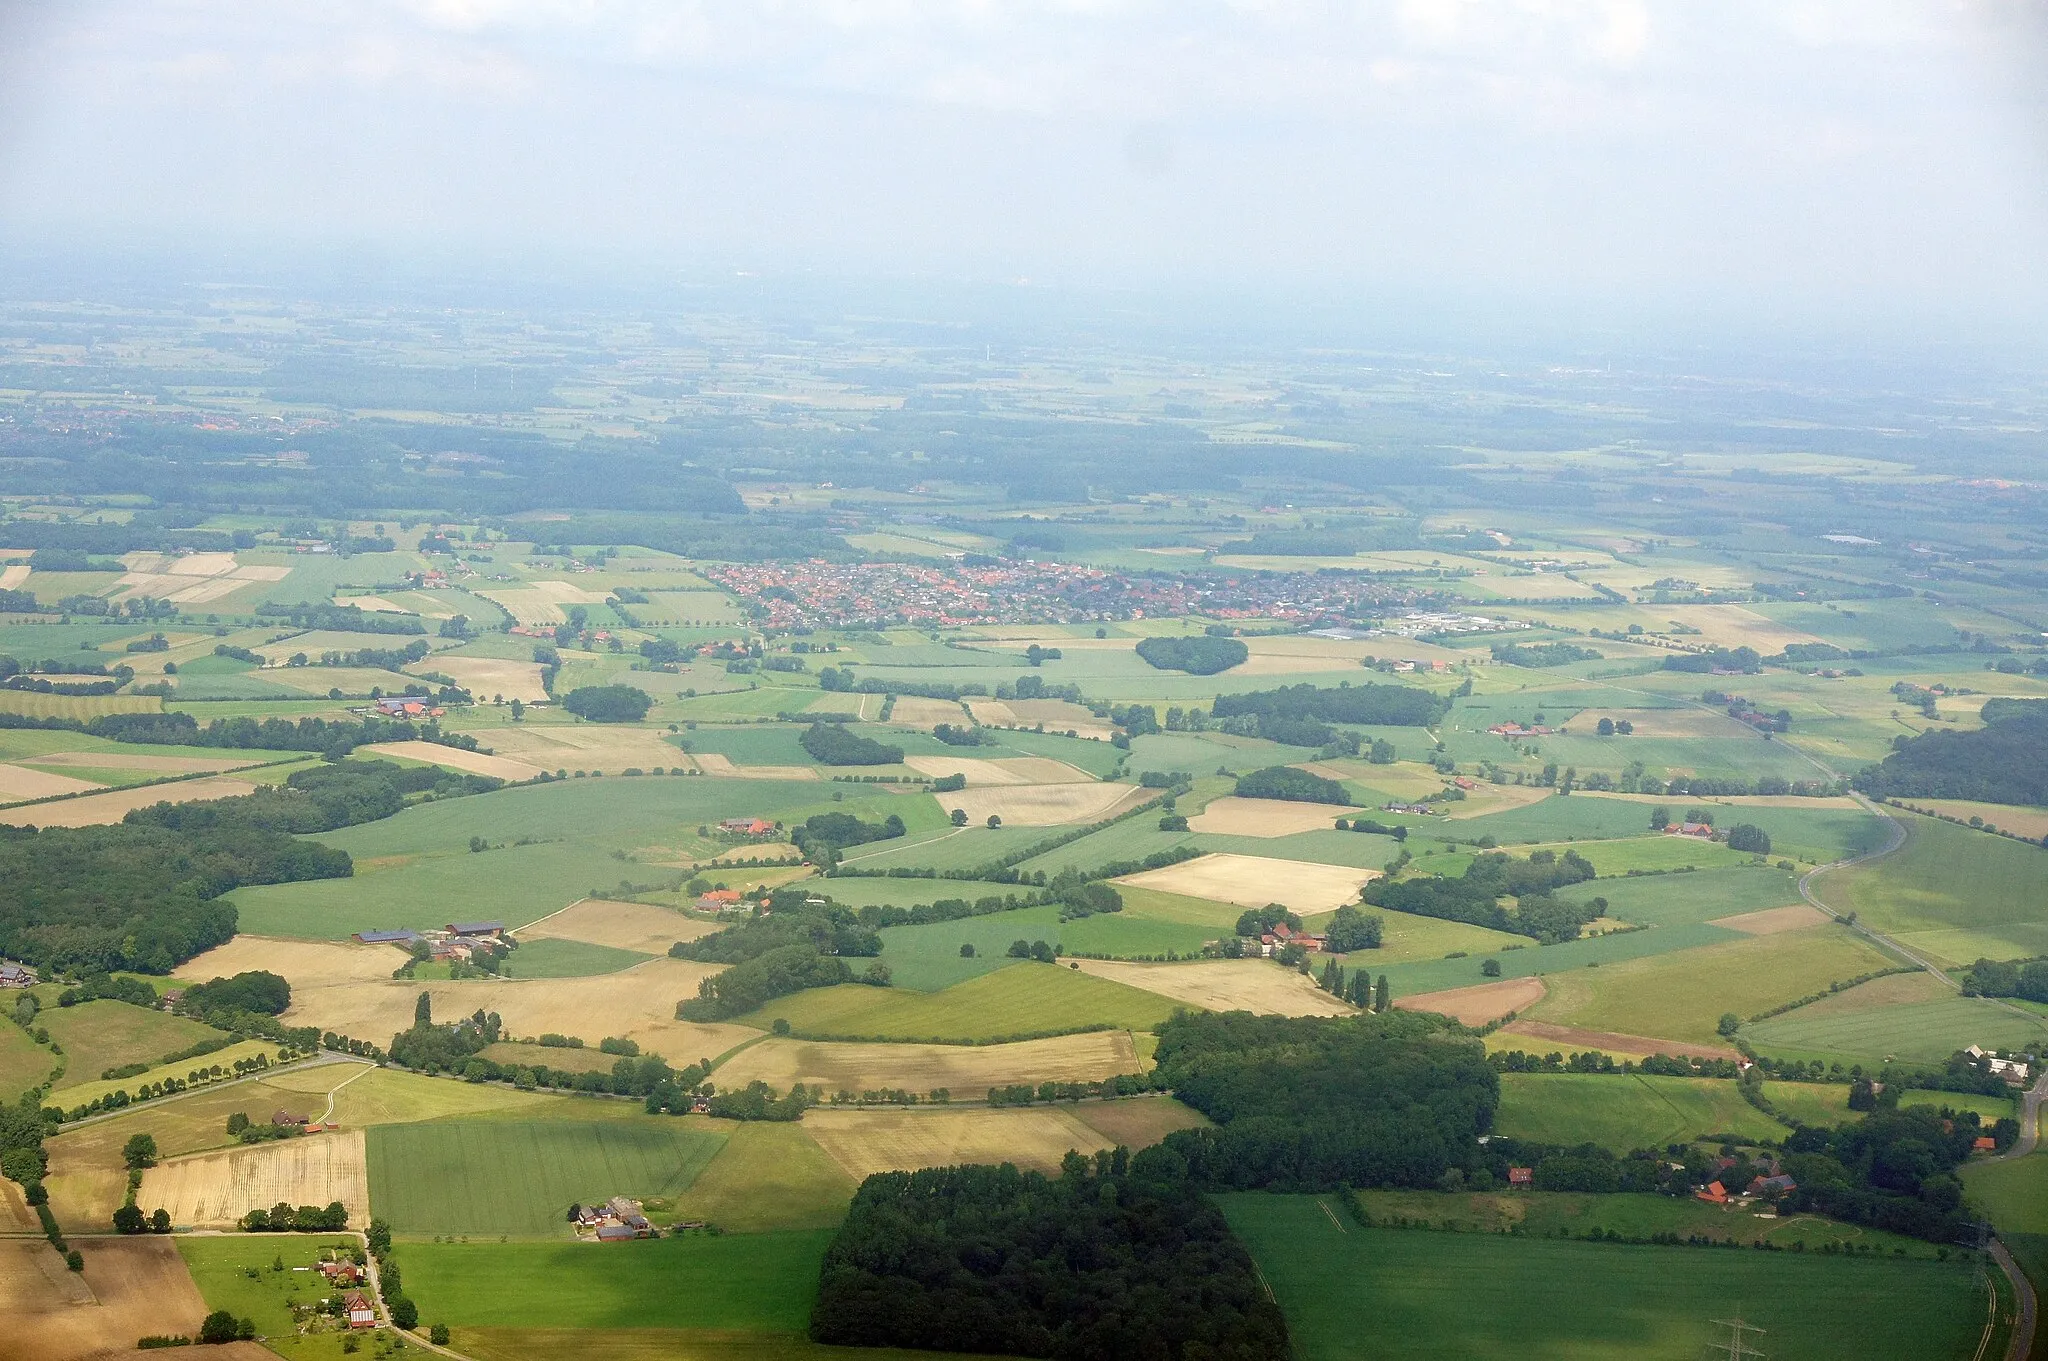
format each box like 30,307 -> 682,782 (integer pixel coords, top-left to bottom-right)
319,1061 -> 374,1123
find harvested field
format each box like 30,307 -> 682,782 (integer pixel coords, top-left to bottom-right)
0,763 -> 102,800
1657,604 -> 1826,653
4,1237 -> 241,1361
1189,796 -> 1356,837
273,957 -> 753,1058
141,1129 -> 370,1229
415,655 -> 550,702
517,897 -> 716,954
1910,799 -> 2048,840
1072,1095 -> 1211,1148
902,754 -> 1090,785
1711,904 -> 1831,935
1002,699 -> 1114,738
1494,1020 -> 1742,1062
1753,970 -> 1950,1020
1395,977 -> 1548,1025
929,781 -> 1145,827
1441,782 -> 1557,819
23,751 -> 263,774
1114,851 -> 1376,914
889,695 -> 969,726
0,564 -> 26,589
174,935 -> 404,991
0,776 -> 257,827
1069,958 -> 1355,1016
691,752 -> 819,780
715,1030 -> 1141,1095
357,739 -> 546,781
487,724 -> 694,773
1575,790 -> 1864,811
804,1105 -> 1112,1180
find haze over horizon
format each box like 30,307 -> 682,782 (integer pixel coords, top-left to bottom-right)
3,2 -> 2047,338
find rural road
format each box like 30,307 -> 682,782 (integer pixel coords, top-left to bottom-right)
1795,794 -> 1960,985
52,1053 -> 368,1132
1985,1069 -> 2048,1361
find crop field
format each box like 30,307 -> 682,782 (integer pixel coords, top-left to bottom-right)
517,897 -> 712,953
1116,883 -> 1251,928
1189,795 -> 1356,836
873,906 -> 1214,991
0,763 -> 102,800
805,877 -> 1024,910
1343,906 -> 1528,964
270,958 -> 748,1060
1372,920 -> 1742,998
1828,812 -> 2048,963
0,688 -> 161,720
836,823 -> 1058,873
1011,817 -> 1196,876
40,1000 -> 229,1092
366,1118 -> 727,1237
730,961 -> 1184,1041
1745,994 -> 2048,1066
900,754 -> 1091,785
1523,925 -> 1898,1044
327,1067 -> 570,1127
1069,958 -> 1355,1016
1555,866 -> 1801,927
931,780 -> 1148,827
1494,1072 -> 1785,1147
804,1105 -> 1115,1179
1394,977 -> 1547,1025
499,937 -> 653,977
1115,851 -> 1376,913
142,1128 -> 369,1229
1221,1196 -> 1985,1361
1542,834 -> 1749,876
1488,1020 -> 1738,1063
0,774 -> 260,827
663,1120 -> 858,1233
1711,904 -> 1829,934
401,1231 -> 832,1333
9,1237 -> 220,1361
715,1029 -> 1141,1094
174,934 -> 408,990
358,738 -> 547,780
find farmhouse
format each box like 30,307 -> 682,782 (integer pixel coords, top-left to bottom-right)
373,697 -> 432,718
719,817 -> 777,836
342,1292 -> 376,1328
1747,1174 -> 1796,1197
695,889 -> 744,910
1975,1136 -> 1999,1153
1383,802 -> 1434,816
1487,723 -> 1555,738
576,1196 -> 654,1242
1965,1046 -> 2032,1084
1256,922 -> 1327,955
1507,1167 -> 1533,1187
1664,822 -> 1715,838
0,961 -> 35,988
1695,1180 -> 1729,1204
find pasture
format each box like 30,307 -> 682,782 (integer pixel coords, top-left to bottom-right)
499,938 -> 652,978
366,1119 -> 727,1237
732,962 -> 1184,1042
1745,994 -> 2048,1066
0,1022 -> 57,1102
1554,865 -> 1800,926
1115,851 -> 1376,914
714,1030 -> 1142,1095
40,1001 -> 229,1093
175,1233 -> 364,1357
1829,812 -> 2048,964
805,1105 -> 1117,1180
142,1128 -> 369,1229
1221,1197 -> 1987,1361
1494,1072 -> 1786,1148
665,1120 -> 857,1233
1068,958 -> 1354,1016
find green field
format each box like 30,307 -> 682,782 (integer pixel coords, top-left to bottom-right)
1373,920 -> 1740,998
1494,1073 -> 1786,1149
178,1234 -> 367,1361
40,1000 -> 229,1091
1746,995 -> 2048,1066
1555,865 -> 1801,926
1829,812 -> 2048,963
366,1119 -> 727,1237
1220,1195 -> 1989,1361
0,1019 -> 58,1101
1963,1150 -> 2048,1358
663,1120 -> 857,1233
731,961 -> 1185,1041
500,938 -> 653,978
875,906 -> 1215,992
834,824 -> 1059,873
401,1231 -> 832,1331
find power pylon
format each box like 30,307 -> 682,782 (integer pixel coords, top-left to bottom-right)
1705,1315 -> 1767,1361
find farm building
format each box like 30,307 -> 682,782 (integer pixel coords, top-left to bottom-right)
373,697 -> 437,718
0,962 -> 35,988
695,889 -> 744,910
719,817 -> 777,835
1747,1174 -> 1796,1197
1975,1136 -> 1999,1153
342,1292 -> 376,1328
1506,1167 -> 1533,1187
1664,822 -> 1715,838
272,1110 -> 306,1127
353,929 -> 419,945
447,921 -> 506,938
1257,923 -> 1326,955
1696,1181 -> 1729,1204
1965,1046 -> 2032,1084
576,1196 -> 654,1241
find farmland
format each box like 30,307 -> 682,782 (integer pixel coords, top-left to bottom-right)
141,1129 -> 370,1229
1493,1073 -> 1787,1148
175,1234 -> 367,1360
40,1001 -> 234,1091
1826,811 -> 2048,964
714,1029 -> 1141,1095
1221,1195 -> 1989,1361
365,1119 -> 727,1237
727,961 -> 1184,1041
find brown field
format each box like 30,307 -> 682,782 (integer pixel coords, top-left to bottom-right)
1294,758 -> 1447,800
0,763 -> 102,800
804,1105 -> 1113,1180
517,897 -> 716,953
141,1129 -> 369,1229
415,655 -> 550,702
23,751 -> 264,774
358,739 -> 547,781
174,935 -> 404,991
716,1030 -> 1141,1095
930,782 -> 1146,827
488,724 -> 694,774
1760,970 -> 1951,1020
1189,795 -> 1356,837
902,754 -> 1090,786
1003,699 -> 1115,738
1395,977 -> 1548,1025
889,695 -> 969,727
1440,782 -> 1558,819
1115,852 -> 1375,914
690,752 -> 820,780
1493,1019 -> 1743,1062
1710,904 -> 1830,935
1909,799 -> 2048,839
0,1175 -> 38,1233
1069,958 -> 1354,1017
1071,1095 -> 1212,1148
3,1237 -> 259,1361
1656,605 -> 1825,653
0,777 -> 258,827
273,958 -> 754,1059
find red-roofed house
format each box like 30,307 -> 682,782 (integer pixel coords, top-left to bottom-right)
1696,1181 -> 1729,1204
1507,1166 -> 1533,1187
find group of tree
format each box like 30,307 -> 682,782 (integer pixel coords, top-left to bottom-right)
789,811 -> 905,865
1853,701 -> 2048,806
932,723 -> 988,746
132,759 -> 500,838
811,1155 -> 1289,1361
681,942 -> 882,1020
561,684 -> 653,723
239,1201 -> 349,1232
386,994 -> 503,1072
1362,849 -> 1599,943
1233,765 -> 1347,804
799,722 -> 905,766
1212,680 -> 1450,729
176,970 -> 291,1024
1134,634 -> 1250,675
671,889 -> 888,1019
1490,641 -> 1599,668
1661,646 -> 1763,674
1961,956 -> 2048,1004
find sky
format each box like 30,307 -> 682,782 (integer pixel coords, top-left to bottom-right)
1,2 -> 2046,331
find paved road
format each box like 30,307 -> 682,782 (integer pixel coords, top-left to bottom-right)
1984,1069 -> 2048,1361
53,1053 -> 367,1132
1795,794 -> 1964,985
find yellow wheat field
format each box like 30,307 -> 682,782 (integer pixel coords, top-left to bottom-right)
717,1030 -> 1141,1095
1114,852 -> 1375,914
1069,959 -> 1355,1017
932,782 -> 1148,827
517,897 -> 717,954
804,1105 -> 1113,1180
0,777 -> 259,828
1188,796 -> 1355,837
141,1130 -> 370,1230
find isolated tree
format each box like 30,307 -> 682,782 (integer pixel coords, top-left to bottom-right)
1717,1012 -> 1741,1037
225,1112 -> 249,1136
413,991 -> 432,1027
1596,717 -> 1615,736
1480,959 -> 1502,978
986,814 -> 1002,829
122,1133 -> 158,1169
1726,824 -> 1771,855
389,1296 -> 418,1330
1648,805 -> 1671,830
151,1207 -> 170,1233
1374,975 -> 1390,1013
200,1311 -> 240,1344
959,943 -> 976,958
112,1204 -> 145,1234
950,808 -> 969,827
510,698 -> 524,721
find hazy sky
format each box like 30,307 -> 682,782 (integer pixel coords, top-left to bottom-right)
3,2 -> 2046,328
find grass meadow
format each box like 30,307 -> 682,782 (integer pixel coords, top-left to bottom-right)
1830,812 -> 2048,964
1745,995 -> 2048,1066
1372,920 -> 1740,998
1493,1073 -> 1785,1148
499,938 -> 653,978
177,1234 -> 366,1361
1554,865 -> 1801,926
1220,1195 -> 1990,1361
662,1119 -> 858,1233
366,1119 -> 727,1237
40,1001 -> 229,1092
875,907 -> 1216,992
731,963 -> 1184,1042
0,1021 -> 58,1102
